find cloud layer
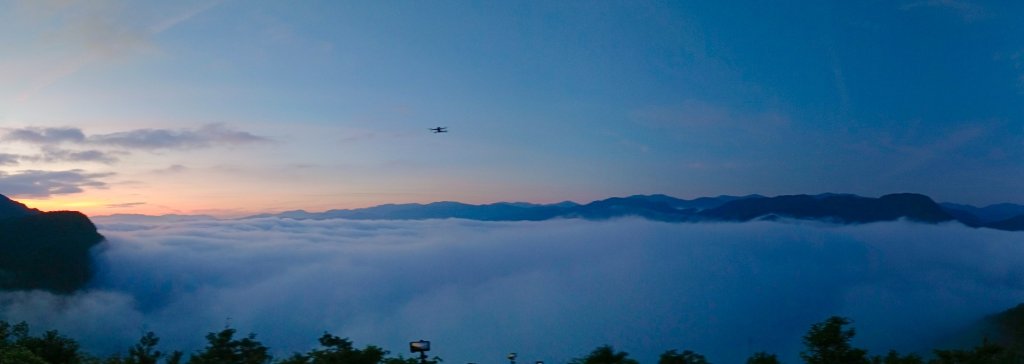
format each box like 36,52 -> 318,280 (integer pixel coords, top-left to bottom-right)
0,169 -> 111,197
1,218 -> 1023,364
3,127 -> 86,144
0,124 -> 267,197
2,124 -> 268,150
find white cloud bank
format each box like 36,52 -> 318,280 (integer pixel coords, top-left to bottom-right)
1,218 -> 1023,364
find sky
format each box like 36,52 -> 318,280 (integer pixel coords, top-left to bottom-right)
1,0 -> 1023,216
4,217 -> 1024,363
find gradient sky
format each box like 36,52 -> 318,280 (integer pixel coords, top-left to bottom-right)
1,0 -> 1022,216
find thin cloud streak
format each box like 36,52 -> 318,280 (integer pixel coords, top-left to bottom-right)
89,124 -> 269,150
2,127 -> 86,144
150,164 -> 189,175
34,147 -> 120,164
0,169 -> 113,197
106,202 -> 146,208
0,154 -> 21,166
2,124 -> 269,151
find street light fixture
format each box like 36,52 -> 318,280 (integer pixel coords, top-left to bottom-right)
410,340 -> 430,364
410,340 -> 430,353
508,352 -> 517,364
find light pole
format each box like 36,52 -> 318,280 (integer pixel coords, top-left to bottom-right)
508,352 -> 517,364
410,340 -> 430,364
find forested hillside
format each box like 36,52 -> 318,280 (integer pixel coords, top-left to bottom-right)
0,194 -> 104,293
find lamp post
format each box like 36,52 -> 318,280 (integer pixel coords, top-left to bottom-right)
410,340 -> 430,364
508,352 -> 517,364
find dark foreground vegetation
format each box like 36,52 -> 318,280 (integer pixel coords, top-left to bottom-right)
4,304 -> 1024,364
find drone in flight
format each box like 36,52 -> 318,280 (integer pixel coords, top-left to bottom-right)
430,127 -> 448,133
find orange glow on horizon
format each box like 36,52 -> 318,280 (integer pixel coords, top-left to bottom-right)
8,188 -> 582,219
18,198 -> 101,211
12,195 -> 340,218
15,197 -> 171,217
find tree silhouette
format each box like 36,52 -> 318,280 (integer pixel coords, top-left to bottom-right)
570,345 -> 639,364
800,316 -> 868,364
929,338 -> 1020,364
867,350 -> 922,364
18,329 -> 83,364
278,333 -> 388,364
380,354 -> 442,364
658,349 -> 709,364
0,345 -> 48,364
187,327 -> 270,364
166,350 -> 184,364
125,332 -> 163,364
746,352 -> 780,364
0,321 -> 53,363
7,310 -> 1024,364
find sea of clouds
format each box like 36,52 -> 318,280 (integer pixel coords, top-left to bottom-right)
1,216 -> 1023,363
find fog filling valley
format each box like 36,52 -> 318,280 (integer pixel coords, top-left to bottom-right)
2,217 -> 1023,363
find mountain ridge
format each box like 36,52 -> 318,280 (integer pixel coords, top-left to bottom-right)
0,194 -> 105,293
227,192 -> 1024,232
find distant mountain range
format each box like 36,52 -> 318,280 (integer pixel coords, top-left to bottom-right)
1,191 -> 1022,296
0,194 -> 104,293
242,193 -> 1024,232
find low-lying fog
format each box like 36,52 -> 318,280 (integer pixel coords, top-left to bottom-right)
2,217 -> 1023,363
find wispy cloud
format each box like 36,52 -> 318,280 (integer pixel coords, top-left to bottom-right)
11,1 -> 223,101
149,0 -> 223,34
631,99 -> 791,155
633,99 -> 789,135
33,147 -> 120,164
848,123 -> 994,177
0,154 -> 21,166
89,124 -> 270,150
900,0 -> 987,22
2,127 -> 86,144
106,202 -> 146,208
2,124 -> 269,151
151,164 -> 189,174
0,169 -> 112,197
1004,50 -> 1024,91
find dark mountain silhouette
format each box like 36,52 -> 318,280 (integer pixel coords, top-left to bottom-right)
567,195 -> 694,221
244,194 -> 769,222
940,207 -> 984,227
242,193 -> 1024,230
0,194 -> 104,293
700,193 -> 954,223
989,303 -> 1024,349
941,202 -> 1024,225
558,194 -> 759,221
945,302 -> 1024,352
986,214 -> 1024,232
266,201 -> 577,221
0,194 -> 39,218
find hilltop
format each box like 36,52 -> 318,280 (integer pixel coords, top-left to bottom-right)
240,193 -> 1024,232
0,194 -> 105,293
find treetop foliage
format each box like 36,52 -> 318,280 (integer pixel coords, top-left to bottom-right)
570,345 -> 638,364
800,316 -> 869,364
0,313 -> 1023,364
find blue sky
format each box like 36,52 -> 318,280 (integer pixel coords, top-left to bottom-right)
0,0 -> 1021,215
